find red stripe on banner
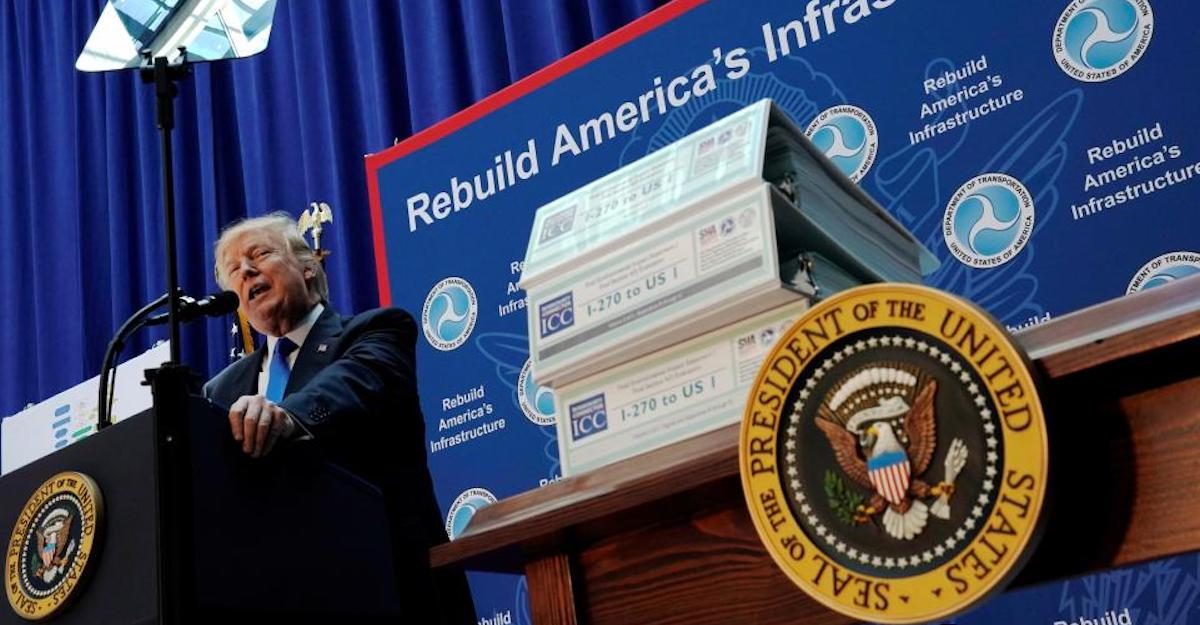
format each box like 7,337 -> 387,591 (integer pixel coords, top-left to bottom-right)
366,165 -> 392,305
365,0 -> 711,306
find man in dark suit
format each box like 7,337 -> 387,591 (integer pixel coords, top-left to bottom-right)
204,213 -> 475,625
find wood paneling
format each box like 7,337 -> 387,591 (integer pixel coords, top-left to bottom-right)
1113,377 -> 1200,564
527,554 -> 580,625
579,507 -> 849,625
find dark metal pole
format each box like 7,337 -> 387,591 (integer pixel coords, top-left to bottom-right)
141,51 -> 194,625
152,55 -> 183,365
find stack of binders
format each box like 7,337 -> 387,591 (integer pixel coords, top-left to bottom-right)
763,126 -> 933,283
518,99 -> 937,476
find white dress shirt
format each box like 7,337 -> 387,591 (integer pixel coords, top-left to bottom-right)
256,303 -> 324,441
256,302 -> 324,395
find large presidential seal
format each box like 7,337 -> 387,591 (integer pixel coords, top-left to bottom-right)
740,284 -> 1048,623
6,472 -> 104,621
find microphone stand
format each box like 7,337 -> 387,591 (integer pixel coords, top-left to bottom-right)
97,291 -> 171,429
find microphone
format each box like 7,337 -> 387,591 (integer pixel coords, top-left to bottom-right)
144,291 -> 239,326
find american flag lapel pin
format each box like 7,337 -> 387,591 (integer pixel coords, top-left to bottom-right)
317,343 -> 328,353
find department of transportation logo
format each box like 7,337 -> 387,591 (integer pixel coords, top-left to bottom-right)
740,284 -> 1048,624
6,472 -> 104,621
805,105 -> 879,183
1053,0 -> 1154,83
1126,251 -> 1200,293
517,358 -> 556,427
444,487 -> 498,540
943,174 -> 1035,269
421,277 -> 478,351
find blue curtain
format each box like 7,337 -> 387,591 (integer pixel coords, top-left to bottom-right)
0,0 -> 666,419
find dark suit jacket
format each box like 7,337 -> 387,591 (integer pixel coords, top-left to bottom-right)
205,307 -> 475,624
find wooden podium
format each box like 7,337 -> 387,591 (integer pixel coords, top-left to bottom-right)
432,277 -> 1200,625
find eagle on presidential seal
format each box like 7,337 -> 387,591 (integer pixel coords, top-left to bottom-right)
815,364 -> 969,540
33,508 -> 76,583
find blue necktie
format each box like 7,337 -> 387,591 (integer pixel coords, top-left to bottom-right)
265,337 -> 298,402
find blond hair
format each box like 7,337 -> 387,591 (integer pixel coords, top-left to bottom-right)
213,212 -> 329,302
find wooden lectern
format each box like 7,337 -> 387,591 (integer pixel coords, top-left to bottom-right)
432,277 -> 1200,625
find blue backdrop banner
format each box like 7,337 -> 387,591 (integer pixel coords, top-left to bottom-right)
950,551 -> 1199,625
368,0 -> 1199,621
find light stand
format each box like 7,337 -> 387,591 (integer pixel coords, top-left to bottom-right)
140,49 -> 191,367
139,49 -> 195,625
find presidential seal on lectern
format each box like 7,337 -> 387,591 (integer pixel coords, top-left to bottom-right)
6,471 -> 104,621
740,284 -> 1048,624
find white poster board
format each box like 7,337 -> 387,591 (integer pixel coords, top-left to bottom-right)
2,342 -> 169,475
